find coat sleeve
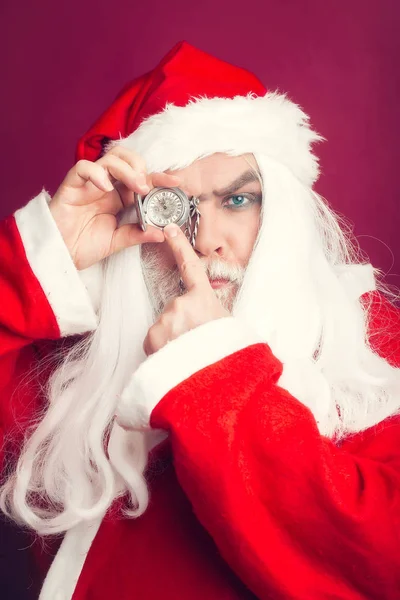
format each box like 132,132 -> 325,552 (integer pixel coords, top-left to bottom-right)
117,301 -> 400,600
0,191 -> 98,466
0,190 -> 98,356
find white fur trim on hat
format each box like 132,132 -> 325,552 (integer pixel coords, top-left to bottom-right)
108,93 -> 323,187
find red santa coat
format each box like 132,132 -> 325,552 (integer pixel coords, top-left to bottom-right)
1,192 -> 400,600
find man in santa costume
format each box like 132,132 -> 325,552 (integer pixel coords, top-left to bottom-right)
1,41 -> 400,600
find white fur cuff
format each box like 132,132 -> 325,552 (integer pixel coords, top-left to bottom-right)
116,317 -> 263,430
14,190 -> 98,336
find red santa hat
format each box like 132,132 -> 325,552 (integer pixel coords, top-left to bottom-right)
76,41 -> 322,187
75,40 -> 352,377
78,42 -> 373,406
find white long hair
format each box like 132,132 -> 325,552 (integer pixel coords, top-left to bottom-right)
1,152 -> 400,536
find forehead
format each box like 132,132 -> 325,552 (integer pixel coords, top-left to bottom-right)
166,153 -> 259,194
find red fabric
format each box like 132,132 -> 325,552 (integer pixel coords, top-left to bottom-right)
75,41 -> 266,163
72,292 -> 400,600
0,215 -> 61,468
74,440 -> 259,600
0,216 -> 60,352
1,215 -> 400,599
149,347 -> 400,599
0,215 -> 64,589
363,290 -> 400,367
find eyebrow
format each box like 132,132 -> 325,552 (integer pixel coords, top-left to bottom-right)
212,169 -> 261,197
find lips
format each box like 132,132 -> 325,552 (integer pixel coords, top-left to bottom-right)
209,278 -> 230,289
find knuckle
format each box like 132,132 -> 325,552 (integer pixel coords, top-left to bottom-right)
180,260 -> 198,277
108,145 -> 128,158
143,336 -> 153,356
130,151 -> 146,171
98,153 -> 121,170
109,146 -> 146,172
75,159 -> 90,171
103,154 -> 120,167
146,327 -> 158,349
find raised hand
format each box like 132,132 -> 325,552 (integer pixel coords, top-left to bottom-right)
143,223 -> 229,356
49,147 -> 181,270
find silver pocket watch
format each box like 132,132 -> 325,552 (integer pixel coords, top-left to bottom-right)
134,187 -> 201,247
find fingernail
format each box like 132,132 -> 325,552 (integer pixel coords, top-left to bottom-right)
164,224 -> 179,238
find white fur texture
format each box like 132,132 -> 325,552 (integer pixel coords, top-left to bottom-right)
117,156 -> 399,441
107,93 -> 323,186
116,317 -> 263,430
2,95 -> 400,541
14,191 -> 98,336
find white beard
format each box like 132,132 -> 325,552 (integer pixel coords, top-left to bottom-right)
141,245 -> 245,318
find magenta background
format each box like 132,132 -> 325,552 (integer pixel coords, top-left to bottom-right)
1,0 -> 400,286
0,1 -> 399,598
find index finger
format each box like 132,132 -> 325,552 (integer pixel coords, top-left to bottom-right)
164,224 -> 210,292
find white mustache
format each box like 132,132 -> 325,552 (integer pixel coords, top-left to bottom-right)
199,259 -> 245,284
141,247 -> 245,317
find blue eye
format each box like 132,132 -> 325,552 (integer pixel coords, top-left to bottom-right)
225,194 -> 250,208
223,193 -> 261,210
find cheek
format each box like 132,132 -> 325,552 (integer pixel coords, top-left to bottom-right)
229,207 -> 261,264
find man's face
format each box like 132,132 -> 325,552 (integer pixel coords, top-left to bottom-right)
141,153 -> 262,315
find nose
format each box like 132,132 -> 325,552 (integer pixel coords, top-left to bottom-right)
192,203 -> 227,259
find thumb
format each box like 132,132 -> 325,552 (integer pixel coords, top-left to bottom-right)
109,223 -> 165,255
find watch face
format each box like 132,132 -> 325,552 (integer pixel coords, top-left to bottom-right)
146,188 -> 186,227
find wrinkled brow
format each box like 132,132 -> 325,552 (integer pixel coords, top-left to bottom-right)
212,169 -> 261,198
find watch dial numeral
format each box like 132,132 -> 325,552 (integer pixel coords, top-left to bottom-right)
147,191 -> 185,226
